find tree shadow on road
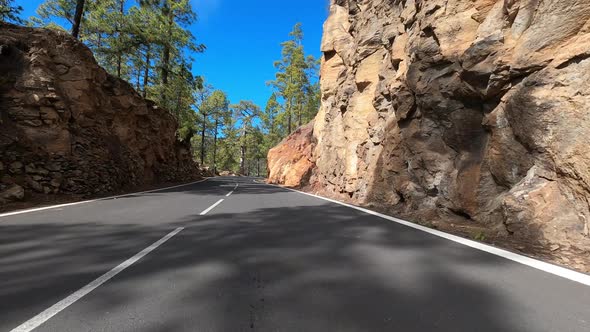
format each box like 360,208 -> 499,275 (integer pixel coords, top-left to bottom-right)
1,189 -> 588,331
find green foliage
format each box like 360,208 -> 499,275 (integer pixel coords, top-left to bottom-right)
472,231 -> 486,242
0,0 -> 23,24
27,6 -> 318,177
177,122 -> 195,142
31,0 -> 205,125
268,23 -> 320,136
189,23 -> 321,175
192,86 -> 231,169
216,113 -> 241,172
30,0 -> 78,27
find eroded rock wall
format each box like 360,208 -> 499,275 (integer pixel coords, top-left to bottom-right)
0,24 -> 199,202
270,0 -> 590,250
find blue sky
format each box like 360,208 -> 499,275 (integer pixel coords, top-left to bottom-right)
16,0 -> 329,108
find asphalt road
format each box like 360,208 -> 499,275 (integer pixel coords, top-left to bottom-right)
1,176 -> 589,332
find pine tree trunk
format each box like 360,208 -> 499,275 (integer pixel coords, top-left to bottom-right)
162,46 -> 170,85
71,0 -> 86,39
142,45 -> 150,98
200,113 -> 207,165
117,54 -> 122,78
240,145 -> 246,175
287,98 -> 292,134
175,88 -> 182,118
240,125 -> 246,175
213,118 -> 218,174
270,115 -> 274,135
161,7 -> 174,98
116,0 -> 124,78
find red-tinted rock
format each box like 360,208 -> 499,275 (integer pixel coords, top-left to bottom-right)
267,121 -> 315,188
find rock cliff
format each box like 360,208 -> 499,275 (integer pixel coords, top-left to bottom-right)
268,0 -> 590,254
0,23 -> 199,204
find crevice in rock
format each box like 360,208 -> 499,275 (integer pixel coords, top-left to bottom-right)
556,53 -> 590,69
356,81 -> 371,93
324,50 -> 337,62
449,207 -> 473,221
396,190 -> 406,203
391,58 -> 402,71
425,4 -> 441,16
427,186 -> 439,197
422,26 -> 440,46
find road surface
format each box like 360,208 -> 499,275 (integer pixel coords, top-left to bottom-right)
1,177 -> 589,332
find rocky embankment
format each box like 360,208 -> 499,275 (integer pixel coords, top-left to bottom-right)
0,23 -> 200,205
268,0 -> 590,265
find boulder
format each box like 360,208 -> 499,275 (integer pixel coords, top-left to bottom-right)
0,184 -> 24,202
267,121 -> 315,188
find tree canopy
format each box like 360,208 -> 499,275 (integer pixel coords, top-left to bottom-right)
0,0 -> 23,23
20,5 -> 319,175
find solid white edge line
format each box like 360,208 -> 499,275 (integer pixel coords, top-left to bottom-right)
0,178 -> 211,219
199,199 -> 224,215
266,183 -> 590,287
10,227 -> 184,332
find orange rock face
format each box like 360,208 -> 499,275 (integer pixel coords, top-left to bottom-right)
0,23 -> 200,201
267,121 -> 315,188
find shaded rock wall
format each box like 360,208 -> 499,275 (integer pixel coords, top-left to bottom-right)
269,0 -> 590,250
0,24 -> 199,202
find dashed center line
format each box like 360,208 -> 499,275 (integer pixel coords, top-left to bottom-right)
200,183 -> 237,214
12,180 -> 240,331
225,183 -> 239,197
199,199 -> 225,215
10,227 -> 184,332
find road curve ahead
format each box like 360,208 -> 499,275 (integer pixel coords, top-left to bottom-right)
1,177 -> 589,332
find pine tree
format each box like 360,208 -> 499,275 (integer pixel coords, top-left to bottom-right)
126,3 -> 161,97
32,0 -> 205,109
246,127 -> 265,177
261,93 -> 283,151
0,0 -> 23,24
32,0 -> 80,30
71,0 -> 85,38
205,90 -> 230,173
217,114 -> 240,173
138,0 -> 204,102
231,101 -> 260,175
194,83 -> 213,165
269,23 -> 319,135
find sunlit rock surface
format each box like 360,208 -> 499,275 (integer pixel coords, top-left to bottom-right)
269,0 -> 590,252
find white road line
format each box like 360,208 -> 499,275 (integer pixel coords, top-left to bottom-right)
225,183 -> 239,197
10,227 -> 184,332
0,178 -> 210,219
200,199 -> 224,215
267,183 -> 590,287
